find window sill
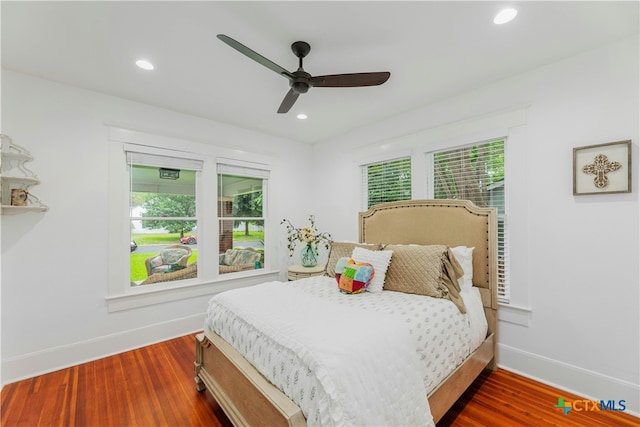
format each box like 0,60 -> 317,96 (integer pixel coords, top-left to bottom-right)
106,269 -> 280,312
498,303 -> 533,327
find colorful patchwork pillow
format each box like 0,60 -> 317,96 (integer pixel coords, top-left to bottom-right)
334,257 -> 375,294
324,242 -> 382,278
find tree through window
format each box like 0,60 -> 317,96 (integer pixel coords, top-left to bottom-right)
430,140 -> 510,303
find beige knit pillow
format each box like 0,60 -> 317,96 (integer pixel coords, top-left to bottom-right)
383,244 -> 466,313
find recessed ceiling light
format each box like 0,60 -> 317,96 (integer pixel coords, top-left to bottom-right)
296,113 -> 308,120
493,8 -> 518,25
135,59 -> 154,70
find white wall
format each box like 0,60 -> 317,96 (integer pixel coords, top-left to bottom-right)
312,36 -> 639,413
2,35 -> 639,414
0,70 -> 313,384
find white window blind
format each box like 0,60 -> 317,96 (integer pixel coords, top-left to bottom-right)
126,151 -> 203,171
216,162 -> 270,180
429,140 -> 510,303
361,157 -> 412,210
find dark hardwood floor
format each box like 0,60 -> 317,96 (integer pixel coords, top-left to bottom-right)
2,334 -> 637,426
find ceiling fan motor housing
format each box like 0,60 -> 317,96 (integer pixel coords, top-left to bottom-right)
290,70 -> 311,93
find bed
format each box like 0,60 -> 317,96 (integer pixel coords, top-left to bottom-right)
194,199 -> 498,426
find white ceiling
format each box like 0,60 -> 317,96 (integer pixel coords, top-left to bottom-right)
2,1 -> 638,144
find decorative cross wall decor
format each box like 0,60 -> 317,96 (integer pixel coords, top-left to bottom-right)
581,154 -> 621,189
573,140 -> 632,195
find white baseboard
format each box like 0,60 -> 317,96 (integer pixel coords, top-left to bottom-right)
499,343 -> 640,416
1,312 -> 205,387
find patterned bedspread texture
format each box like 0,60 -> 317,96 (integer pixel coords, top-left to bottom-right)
205,276 -> 487,427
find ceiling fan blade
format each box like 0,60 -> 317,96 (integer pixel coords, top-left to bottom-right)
277,89 -> 300,114
310,72 -> 390,88
217,34 -> 294,80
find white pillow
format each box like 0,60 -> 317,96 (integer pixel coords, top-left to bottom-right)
351,246 -> 393,293
451,246 -> 474,291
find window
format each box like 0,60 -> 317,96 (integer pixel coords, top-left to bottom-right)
362,157 -> 412,209
107,128 -> 278,311
428,140 -> 511,303
125,153 -> 270,286
128,152 -> 202,285
217,163 -> 268,274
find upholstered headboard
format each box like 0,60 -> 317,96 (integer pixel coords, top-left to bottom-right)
358,199 -> 498,335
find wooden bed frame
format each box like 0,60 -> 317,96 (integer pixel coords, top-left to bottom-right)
195,199 -> 498,426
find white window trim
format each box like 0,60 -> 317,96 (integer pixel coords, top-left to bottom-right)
107,127 -> 278,312
498,303 -> 533,327
356,149 -> 412,168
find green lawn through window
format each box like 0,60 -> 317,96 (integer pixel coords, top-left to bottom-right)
130,231 -> 263,283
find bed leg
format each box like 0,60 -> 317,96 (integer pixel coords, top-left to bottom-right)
194,371 -> 206,392
194,333 -> 207,392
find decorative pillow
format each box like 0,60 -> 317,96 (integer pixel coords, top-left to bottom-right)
236,249 -> 261,265
351,246 -> 392,293
334,257 -> 351,283
222,249 -> 261,266
149,256 -> 164,269
383,244 -> 466,313
451,246 -> 474,291
161,248 -> 187,264
222,249 -> 240,265
324,242 -> 381,278
334,257 -> 375,294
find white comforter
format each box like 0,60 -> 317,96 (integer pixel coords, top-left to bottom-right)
207,281 -> 434,427
206,277 -> 488,426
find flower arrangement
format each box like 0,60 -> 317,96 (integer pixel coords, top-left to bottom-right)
281,215 -> 332,257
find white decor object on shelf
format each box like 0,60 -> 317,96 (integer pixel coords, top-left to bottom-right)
1,134 -> 48,215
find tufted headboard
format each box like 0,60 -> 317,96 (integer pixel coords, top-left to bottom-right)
359,199 -> 498,336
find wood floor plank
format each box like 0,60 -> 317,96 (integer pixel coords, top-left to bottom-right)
1,334 -> 637,426
439,369 -> 638,427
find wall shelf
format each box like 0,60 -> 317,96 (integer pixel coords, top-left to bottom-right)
1,134 -> 48,214
3,176 -> 40,186
1,205 -> 48,215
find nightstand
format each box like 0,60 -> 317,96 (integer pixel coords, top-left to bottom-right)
287,264 -> 326,281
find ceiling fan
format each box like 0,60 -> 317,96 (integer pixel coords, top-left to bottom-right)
217,34 -> 391,114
